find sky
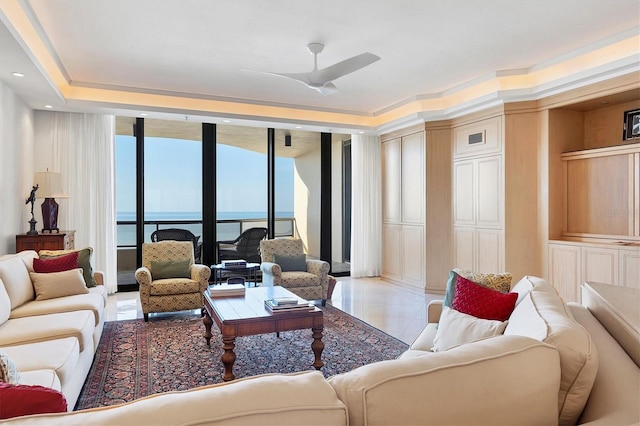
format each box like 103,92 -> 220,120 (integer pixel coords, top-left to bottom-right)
115,135 -> 294,216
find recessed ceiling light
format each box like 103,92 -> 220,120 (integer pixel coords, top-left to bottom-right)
359,131 -> 364,134
12,72 -> 25,77
44,105 -> 53,109
295,126 -> 302,129
223,120 -> 231,123
139,113 -> 148,116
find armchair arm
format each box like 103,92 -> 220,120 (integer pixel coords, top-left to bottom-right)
260,262 -> 281,287
135,267 -> 152,304
427,300 -> 444,323
190,264 -> 212,293
306,259 -> 330,276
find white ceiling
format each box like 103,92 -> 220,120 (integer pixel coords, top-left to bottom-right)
0,0 -> 639,133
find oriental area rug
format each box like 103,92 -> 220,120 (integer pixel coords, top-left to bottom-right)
76,305 -> 408,410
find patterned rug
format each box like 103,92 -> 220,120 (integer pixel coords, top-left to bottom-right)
76,305 -> 408,410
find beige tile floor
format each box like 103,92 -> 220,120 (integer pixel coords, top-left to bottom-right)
105,277 -> 442,344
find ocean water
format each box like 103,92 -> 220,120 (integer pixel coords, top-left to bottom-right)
116,211 -> 293,246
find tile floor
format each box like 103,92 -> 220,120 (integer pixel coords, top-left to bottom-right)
105,277 -> 442,344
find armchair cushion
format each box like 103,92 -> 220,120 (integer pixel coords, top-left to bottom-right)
150,259 -> 191,280
274,254 -> 307,272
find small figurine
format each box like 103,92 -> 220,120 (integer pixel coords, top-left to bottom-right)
25,184 -> 39,235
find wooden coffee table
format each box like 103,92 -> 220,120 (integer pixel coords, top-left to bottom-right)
202,286 -> 324,381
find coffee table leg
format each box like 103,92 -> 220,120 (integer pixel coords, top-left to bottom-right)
311,326 -> 324,370
222,336 -> 237,381
202,312 -> 213,346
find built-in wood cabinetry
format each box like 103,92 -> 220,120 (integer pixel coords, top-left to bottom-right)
546,90 -> 640,301
381,130 -> 425,289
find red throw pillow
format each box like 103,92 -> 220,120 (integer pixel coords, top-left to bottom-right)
33,252 -> 79,273
0,383 -> 67,419
452,275 -> 518,321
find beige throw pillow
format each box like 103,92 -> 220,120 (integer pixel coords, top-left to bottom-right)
432,307 -> 508,352
30,268 -> 89,301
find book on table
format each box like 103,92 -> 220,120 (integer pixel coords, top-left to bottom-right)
264,298 -> 314,312
209,283 -> 246,297
221,259 -> 247,268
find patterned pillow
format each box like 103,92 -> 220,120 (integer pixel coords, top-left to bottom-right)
0,383 -> 67,419
0,351 -> 21,384
33,252 -> 79,273
39,247 -> 96,288
443,269 -> 512,308
452,275 -> 517,321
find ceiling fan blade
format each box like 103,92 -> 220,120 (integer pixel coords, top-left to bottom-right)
311,52 -> 380,84
240,68 -> 312,85
314,82 -> 339,96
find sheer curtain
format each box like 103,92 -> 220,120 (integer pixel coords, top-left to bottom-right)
36,112 -> 118,293
350,134 -> 382,277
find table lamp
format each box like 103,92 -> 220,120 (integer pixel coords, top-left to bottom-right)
34,170 -> 68,233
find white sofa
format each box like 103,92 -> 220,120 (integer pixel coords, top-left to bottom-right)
3,276 -> 639,425
0,250 -> 106,410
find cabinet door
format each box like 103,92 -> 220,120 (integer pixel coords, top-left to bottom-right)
453,227 -> 475,270
476,229 -> 503,273
382,139 -> 402,222
476,155 -> 502,228
549,243 -> 581,303
619,249 -> 640,289
401,224 -> 424,286
581,246 -> 618,286
401,132 -> 425,224
453,160 -> 475,226
382,224 -> 402,280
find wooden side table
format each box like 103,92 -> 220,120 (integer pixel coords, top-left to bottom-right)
15,230 -> 75,253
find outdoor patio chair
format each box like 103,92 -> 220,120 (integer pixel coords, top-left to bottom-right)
259,238 -> 330,305
216,227 -> 268,264
151,228 -> 202,263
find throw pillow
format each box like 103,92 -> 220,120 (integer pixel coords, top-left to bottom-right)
432,307 -> 508,352
452,275 -> 518,321
0,383 -> 67,419
32,252 -> 79,273
274,254 -> 307,272
443,269 -> 512,308
30,268 -> 89,301
0,350 -> 21,384
39,247 -> 96,288
150,259 -> 191,280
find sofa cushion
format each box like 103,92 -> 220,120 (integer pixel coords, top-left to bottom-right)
32,252 -> 79,274
443,269 -> 512,308
39,248 -> 96,288
452,275 -> 517,321
0,383 -> 67,420
10,292 -> 104,327
0,350 -> 22,383
30,269 -> 89,301
19,370 -> 61,391
432,307 -> 508,352
329,335 -> 560,426
2,371 -> 348,425
280,271 -> 320,288
504,290 -> 598,426
0,311 -> 94,353
149,278 -> 201,295
0,278 -> 11,325
1,337 -> 79,393
510,275 -> 557,305
407,323 -> 438,352
0,256 -> 34,309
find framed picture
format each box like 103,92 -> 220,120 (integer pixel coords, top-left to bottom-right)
623,109 -> 640,140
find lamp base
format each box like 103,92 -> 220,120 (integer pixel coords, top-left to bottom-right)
27,218 -> 38,235
41,197 -> 60,233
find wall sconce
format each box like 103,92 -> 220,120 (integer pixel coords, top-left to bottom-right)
285,135 -> 292,147
34,170 -> 68,233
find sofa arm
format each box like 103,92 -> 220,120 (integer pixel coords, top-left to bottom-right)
427,300 -> 444,323
93,271 -> 104,286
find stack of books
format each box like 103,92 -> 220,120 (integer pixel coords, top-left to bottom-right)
264,297 -> 314,312
221,259 -> 247,268
209,283 -> 246,298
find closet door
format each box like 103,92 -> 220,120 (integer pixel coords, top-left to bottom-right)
401,132 -> 424,224
382,139 -> 401,223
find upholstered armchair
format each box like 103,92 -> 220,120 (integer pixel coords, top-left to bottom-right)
259,238 -> 330,305
136,241 -> 211,321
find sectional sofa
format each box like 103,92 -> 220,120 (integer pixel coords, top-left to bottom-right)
3,274 -> 638,425
0,250 -> 106,411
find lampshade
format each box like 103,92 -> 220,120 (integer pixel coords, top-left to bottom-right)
34,171 -> 68,199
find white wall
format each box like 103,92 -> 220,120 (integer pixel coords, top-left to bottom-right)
0,81 -> 35,254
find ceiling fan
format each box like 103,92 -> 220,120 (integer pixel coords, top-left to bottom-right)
244,43 -> 380,95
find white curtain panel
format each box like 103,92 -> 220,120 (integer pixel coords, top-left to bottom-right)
350,134 -> 382,277
38,112 -> 118,294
